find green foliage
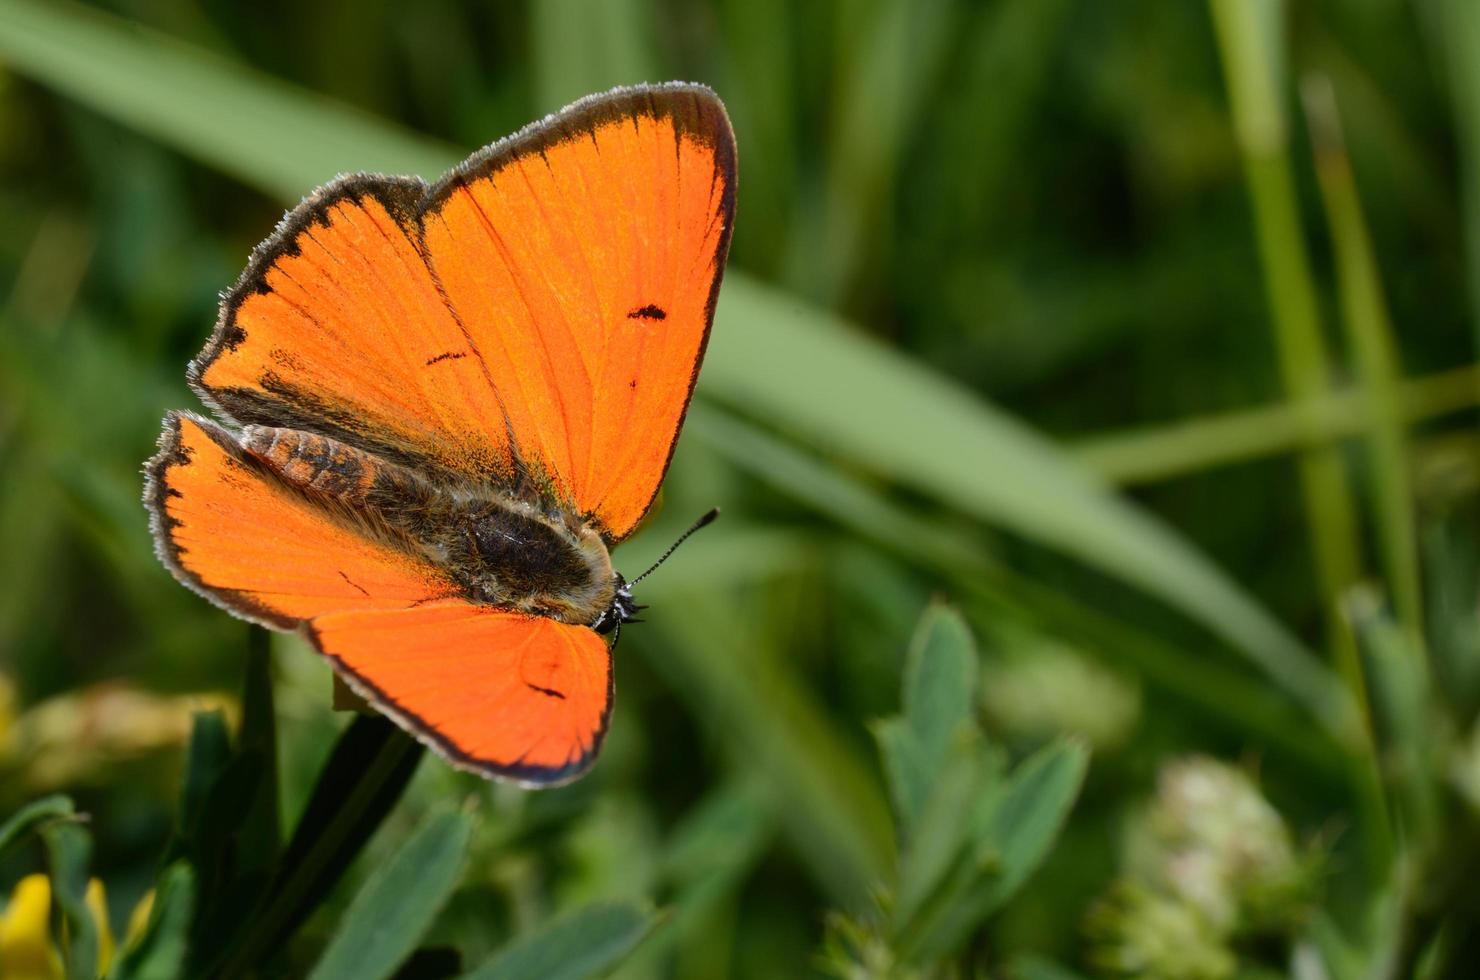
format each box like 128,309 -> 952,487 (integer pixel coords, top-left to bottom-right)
309,808 -> 473,980
0,795 -> 74,860
107,864 -> 195,980
824,605 -> 1088,976
41,818 -> 97,980
458,902 -> 655,980
1,0 -> 1480,975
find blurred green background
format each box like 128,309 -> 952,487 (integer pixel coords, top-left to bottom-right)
2,0 -> 1480,976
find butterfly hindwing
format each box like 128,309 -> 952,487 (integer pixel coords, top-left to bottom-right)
145,411 -> 456,628
308,602 -> 613,786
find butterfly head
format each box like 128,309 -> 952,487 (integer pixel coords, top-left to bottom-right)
591,507 -> 719,640
593,575 -> 643,635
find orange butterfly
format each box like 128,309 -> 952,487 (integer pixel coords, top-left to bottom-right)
144,84 -> 737,786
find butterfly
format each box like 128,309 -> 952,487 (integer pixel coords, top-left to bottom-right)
143,83 -> 737,787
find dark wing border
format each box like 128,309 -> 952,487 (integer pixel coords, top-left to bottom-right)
143,409 -> 303,630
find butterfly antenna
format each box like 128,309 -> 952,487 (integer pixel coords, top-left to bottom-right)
629,507 -> 720,586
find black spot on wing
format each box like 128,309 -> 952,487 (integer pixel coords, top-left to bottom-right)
425,351 -> 468,366
627,304 -> 666,321
525,683 -> 567,700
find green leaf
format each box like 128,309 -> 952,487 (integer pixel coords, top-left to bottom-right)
41,817 -> 98,980
900,738 -> 1088,963
210,715 -> 424,978
236,626 -> 281,878
0,794 -> 74,860
875,603 -> 980,833
459,902 -> 655,980
892,733 -> 999,930
872,718 -> 931,833
903,604 -> 979,762
174,709 -> 232,849
0,0 -> 1356,740
169,709 -> 266,966
107,863 -> 195,980
309,807 -> 474,980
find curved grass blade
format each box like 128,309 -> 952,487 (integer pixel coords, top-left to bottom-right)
0,0 -> 453,197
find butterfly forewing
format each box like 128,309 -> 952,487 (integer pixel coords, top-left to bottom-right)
422,87 -> 736,539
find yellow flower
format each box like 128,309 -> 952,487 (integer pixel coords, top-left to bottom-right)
0,875 -> 57,980
0,874 -> 117,979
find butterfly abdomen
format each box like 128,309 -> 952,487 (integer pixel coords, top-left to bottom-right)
244,426 -> 397,504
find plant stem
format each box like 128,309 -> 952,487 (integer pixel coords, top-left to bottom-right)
1305,75 -> 1426,649
1210,0 -> 1368,724
1071,363 -> 1480,484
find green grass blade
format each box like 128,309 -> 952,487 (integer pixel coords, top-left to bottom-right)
690,405 -> 1350,775
530,0 -> 657,111
0,0 -> 458,196
1209,0 -> 1368,718
235,627 -> 281,882
459,902 -> 656,980
309,808 -> 474,980
1304,76 -> 1425,645
1072,364 -> 1480,484
1425,0 -> 1480,345
213,716 -> 424,978
799,0 -> 956,304
0,0 -> 1352,737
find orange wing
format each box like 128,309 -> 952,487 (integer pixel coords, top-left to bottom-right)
421,84 -> 737,541
308,603 -> 612,785
190,179 -> 514,480
145,411 -> 456,628
190,84 -> 736,539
